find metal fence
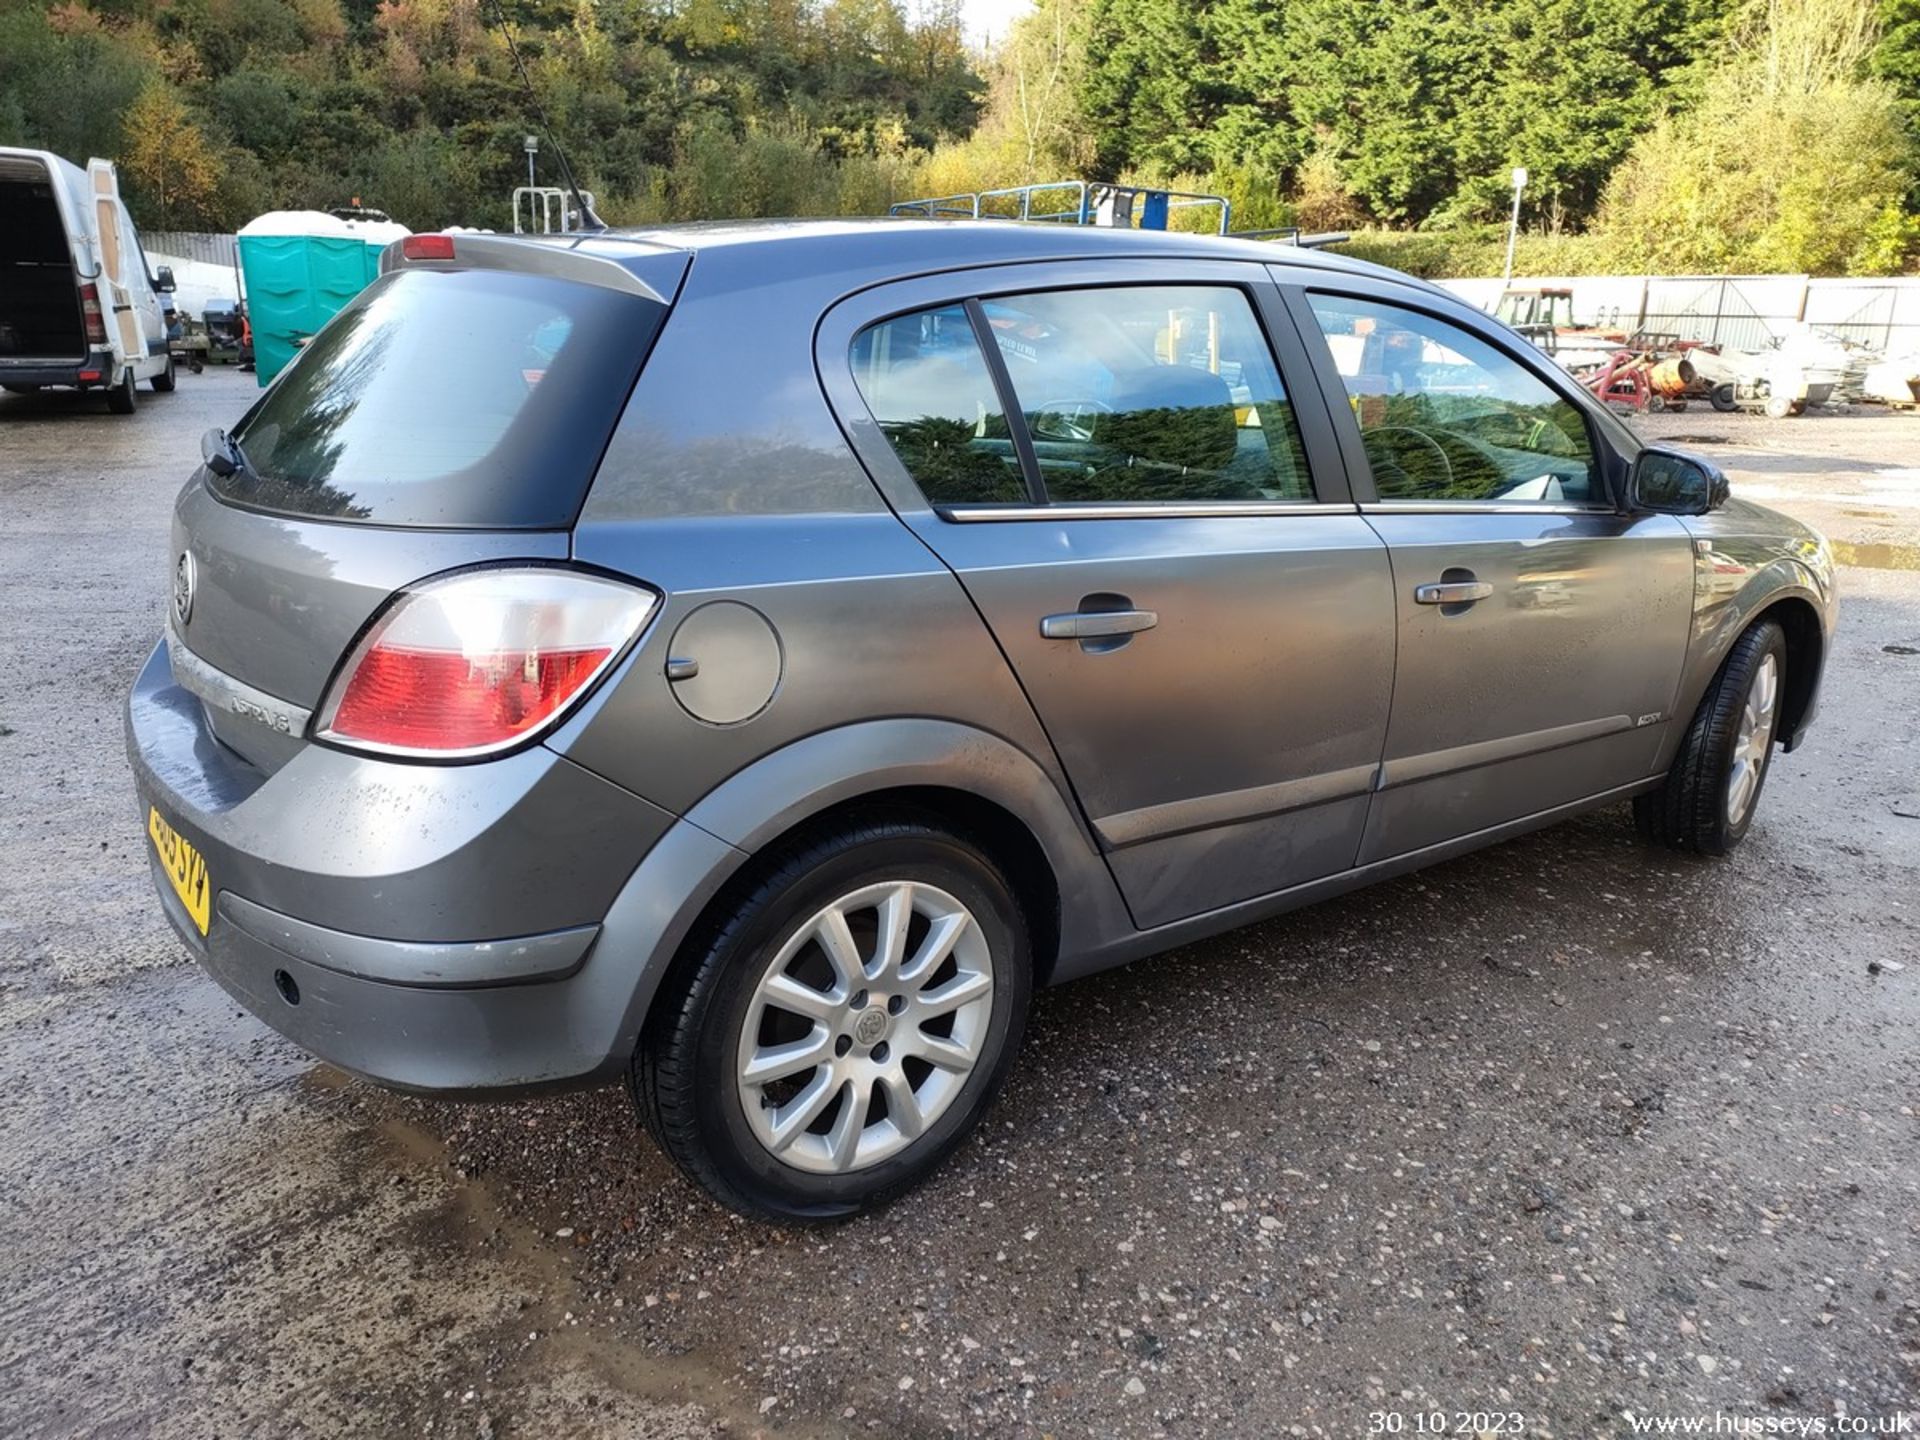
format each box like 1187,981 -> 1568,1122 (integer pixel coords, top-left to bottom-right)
1437,272 -> 1920,356
141,231 -> 239,269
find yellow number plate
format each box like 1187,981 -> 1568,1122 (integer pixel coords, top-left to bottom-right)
148,807 -> 211,935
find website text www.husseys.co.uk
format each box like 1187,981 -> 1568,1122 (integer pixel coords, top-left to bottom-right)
1625,1414 -> 1915,1436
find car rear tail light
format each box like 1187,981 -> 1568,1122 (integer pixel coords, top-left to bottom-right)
79,283 -> 107,344
401,234 -> 456,262
315,569 -> 656,759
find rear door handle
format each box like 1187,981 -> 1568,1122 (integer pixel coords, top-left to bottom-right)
1039,608 -> 1158,640
1413,581 -> 1494,605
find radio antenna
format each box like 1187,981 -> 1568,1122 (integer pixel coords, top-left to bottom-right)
482,0 -> 605,233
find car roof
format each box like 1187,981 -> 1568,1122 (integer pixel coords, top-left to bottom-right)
501,216 -> 1438,300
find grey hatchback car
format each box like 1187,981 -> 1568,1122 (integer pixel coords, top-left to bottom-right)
129,220 -> 1835,1220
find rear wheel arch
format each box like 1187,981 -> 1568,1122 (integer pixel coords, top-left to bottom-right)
679,785 -> 1063,994
597,721 -> 1122,1073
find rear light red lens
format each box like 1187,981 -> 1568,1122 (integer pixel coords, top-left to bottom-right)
316,569 -> 656,759
401,234 -> 456,261
79,282 -> 106,344
327,645 -> 611,752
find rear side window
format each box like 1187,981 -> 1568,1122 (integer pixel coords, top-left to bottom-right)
849,286 -> 1312,509
983,285 -> 1311,504
220,267 -> 664,528
848,305 -> 1028,506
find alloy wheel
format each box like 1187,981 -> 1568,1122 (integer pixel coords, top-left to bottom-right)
735,881 -> 994,1175
1726,651 -> 1779,825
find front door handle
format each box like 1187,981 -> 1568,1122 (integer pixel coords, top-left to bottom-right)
1039,608 -> 1159,640
1413,581 -> 1494,606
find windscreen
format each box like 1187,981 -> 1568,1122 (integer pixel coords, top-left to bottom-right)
219,266 -> 663,528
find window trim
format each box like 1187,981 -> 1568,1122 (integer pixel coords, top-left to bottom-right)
963,296 -> 1046,506
937,499 -> 1361,523
1279,278 -> 1625,513
820,259 -> 1345,521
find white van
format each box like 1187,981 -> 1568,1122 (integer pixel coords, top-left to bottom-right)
0,146 -> 176,413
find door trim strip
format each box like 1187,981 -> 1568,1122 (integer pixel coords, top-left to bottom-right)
1094,763 -> 1378,850
1378,714 -> 1637,790
1361,501 -> 1619,516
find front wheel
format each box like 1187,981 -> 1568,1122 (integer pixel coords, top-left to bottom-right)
1634,619 -> 1787,855
634,819 -> 1031,1222
152,355 -> 176,392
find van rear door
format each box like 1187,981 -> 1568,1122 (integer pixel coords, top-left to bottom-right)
85,158 -> 146,371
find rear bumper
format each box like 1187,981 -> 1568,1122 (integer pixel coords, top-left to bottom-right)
127,637 -> 688,1093
0,350 -> 113,387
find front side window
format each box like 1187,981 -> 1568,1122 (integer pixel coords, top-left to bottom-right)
983,285 -> 1312,504
849,305 -> 1027,506
1307,294 -> 1598,505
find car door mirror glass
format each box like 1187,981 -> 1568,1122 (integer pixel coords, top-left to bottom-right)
154,265 -> 177,293
1633,447 -> 1728,514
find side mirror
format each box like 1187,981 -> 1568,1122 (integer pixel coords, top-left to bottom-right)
154,265 -> 176,293
1630,445 -> 1729,515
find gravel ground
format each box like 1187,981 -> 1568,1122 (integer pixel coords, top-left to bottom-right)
0,371 -> 1915,1439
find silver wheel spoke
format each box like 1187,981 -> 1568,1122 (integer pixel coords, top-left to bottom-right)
915,967 -> 991,1019
826,1077 -> 869,1169
879,1072 -> 923,1140
900,909 -> 969,985
868,883 -> 914,984
812,908 -> 864,991
767,1067 -> 840,1152
909,1029 -> 976,1073
760,972 -> 844,1024
741,1027 -> 831,1085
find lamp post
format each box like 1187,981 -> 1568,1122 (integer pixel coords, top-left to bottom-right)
524,134 -> 539,191
1502,166 -> 1528,289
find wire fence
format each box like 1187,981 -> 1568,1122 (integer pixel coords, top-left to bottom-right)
1437,273 -> 1920,355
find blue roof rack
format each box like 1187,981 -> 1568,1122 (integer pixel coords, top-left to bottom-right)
887,179 -> 1348,247
889,180 -> 1228,233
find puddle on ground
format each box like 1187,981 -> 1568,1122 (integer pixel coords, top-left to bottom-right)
1830,538 -> 1920,571
1661,434 -> 1733,446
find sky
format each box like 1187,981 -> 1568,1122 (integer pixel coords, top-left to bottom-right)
961,0 -> 1035,45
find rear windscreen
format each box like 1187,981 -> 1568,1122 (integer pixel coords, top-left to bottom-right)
219,267 -> 663,528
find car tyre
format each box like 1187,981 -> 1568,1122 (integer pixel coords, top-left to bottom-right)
1710,383 -> 1738,413
152,356 -> 176,392
1634,619 -> 1787,855
634,817 -> 1031,1222
106,367 -> 138,414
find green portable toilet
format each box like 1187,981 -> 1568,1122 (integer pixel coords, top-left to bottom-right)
236,210 -> 411,385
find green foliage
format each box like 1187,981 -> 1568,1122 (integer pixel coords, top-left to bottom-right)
0,0 -> 981,230
1329,228 -> 1618,279
0,6 -> 155,166
0,0 -> 1915,277
1601,0 -> 1916,275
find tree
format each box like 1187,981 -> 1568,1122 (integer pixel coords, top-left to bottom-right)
1601,0 -> 1915,274
119,79 -> 223,228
